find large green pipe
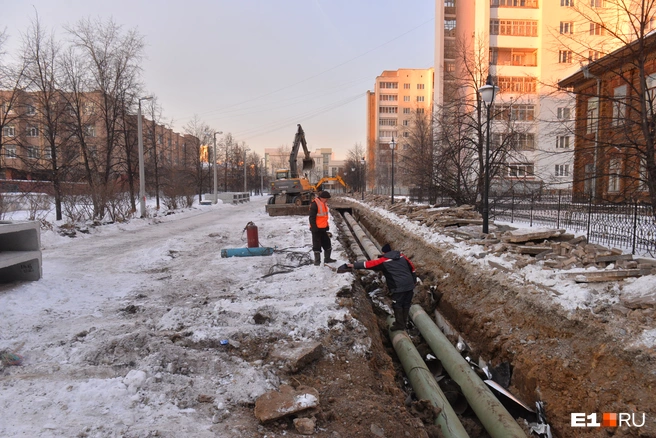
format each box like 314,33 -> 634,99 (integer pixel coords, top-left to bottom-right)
409,305 -> 527,438
387,317 -> 470,438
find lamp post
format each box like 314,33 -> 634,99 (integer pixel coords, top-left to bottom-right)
138,95 -> 153,218
212,130 -> 223,204
390,137 -> 396,204
360,157 -> 366,201
243,148 -> 250,193
478,75 -> 499,234
260,157 -> 265,195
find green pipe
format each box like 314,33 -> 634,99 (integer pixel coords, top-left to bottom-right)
387,316 -> 470,438
409,305 -> 527,438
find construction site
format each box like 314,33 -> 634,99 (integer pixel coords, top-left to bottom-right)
1,194 -> 655,438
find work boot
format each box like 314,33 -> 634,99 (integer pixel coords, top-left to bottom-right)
324,249 -> 337,263
403,308 -> 411,329
390,308 -> 405,331
313,251 -> 322,266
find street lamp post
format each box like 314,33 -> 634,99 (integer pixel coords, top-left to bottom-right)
478,75 -> 499,234
212,131 -> 223,204
390,137 -> 396,204
138,95 -> 153,218
243,148 -> 250,193
360,157 -> 366,201
260,157 -> 265,195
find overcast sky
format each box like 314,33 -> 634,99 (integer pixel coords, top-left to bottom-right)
4,0 -> 435,160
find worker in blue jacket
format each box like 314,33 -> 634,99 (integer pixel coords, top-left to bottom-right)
347,243 -> 417,331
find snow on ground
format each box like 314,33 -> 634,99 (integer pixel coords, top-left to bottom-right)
1,194 -> 655,437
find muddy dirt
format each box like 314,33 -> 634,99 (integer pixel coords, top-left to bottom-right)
337,198 -> 656,438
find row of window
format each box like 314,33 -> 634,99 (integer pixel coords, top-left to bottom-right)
3,125 -> 96,137
1,102 -> 97,116
379,107 -> 426,114
379,95 -> 426,103
379,82 -> 426,90
559,22 -> 606,35
490,0 -> 606,8
3,145 -> 53,160
490,20 -> 538,37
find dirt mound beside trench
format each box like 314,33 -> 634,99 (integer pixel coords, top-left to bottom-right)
346,201 -> 656,438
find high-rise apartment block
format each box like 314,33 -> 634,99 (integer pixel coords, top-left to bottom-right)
366,68 -> 434,192
434,0 -> 627,192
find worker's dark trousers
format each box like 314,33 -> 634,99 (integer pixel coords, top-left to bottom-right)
391,290 -> 414,310
311,228 -> 331,253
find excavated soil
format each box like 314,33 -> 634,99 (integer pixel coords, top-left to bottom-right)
336,199 -> 656,438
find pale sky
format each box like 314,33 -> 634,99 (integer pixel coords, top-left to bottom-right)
3,0 -> 435,160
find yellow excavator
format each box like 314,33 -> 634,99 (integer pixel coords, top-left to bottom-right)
313,175 -> 348,192
265,124 -> 317,216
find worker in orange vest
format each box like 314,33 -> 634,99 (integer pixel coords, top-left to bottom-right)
309,191 -> 336,266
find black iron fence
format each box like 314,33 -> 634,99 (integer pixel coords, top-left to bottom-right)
490,192 -> 656,256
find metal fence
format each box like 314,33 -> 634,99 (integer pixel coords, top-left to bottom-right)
490,192 -> 656,256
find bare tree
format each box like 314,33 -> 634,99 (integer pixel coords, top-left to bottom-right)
20,14 -> 71,220
183,115 -> 212,203
65,17 -> 144,218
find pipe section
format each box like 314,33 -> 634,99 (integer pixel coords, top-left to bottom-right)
343,213 -> 380,260
409,305 -> 527,438
387,317 -> 470,438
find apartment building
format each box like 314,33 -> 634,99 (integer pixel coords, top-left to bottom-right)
0,90 -> 195,192
434,0 -> 628,193
559,31 -> 656,204
366,68 -> 435,193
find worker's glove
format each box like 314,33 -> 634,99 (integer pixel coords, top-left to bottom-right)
416,277 -> 422,285
336,263 -> 351,273
327,232 -> 333,238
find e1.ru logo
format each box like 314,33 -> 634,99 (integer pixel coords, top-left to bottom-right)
571,413 -> 645,428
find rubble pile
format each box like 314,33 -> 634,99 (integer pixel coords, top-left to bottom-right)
368,199 -> 656,283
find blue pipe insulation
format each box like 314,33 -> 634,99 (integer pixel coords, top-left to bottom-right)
221,247 -> 274,258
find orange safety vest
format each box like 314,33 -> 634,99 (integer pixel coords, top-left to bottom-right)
313,197 -> 329,229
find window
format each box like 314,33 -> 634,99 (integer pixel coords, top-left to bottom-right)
417,108 -> 425,114
403,131 -> 409,138
639,158 -> 648,191
587,97 -> 599,134
83,102 -> 95,115
559,50 -> 572,63
402,108 -> 411,114
490,19 -> 538,36
378,130 -> 396,138
556,136 -> 571,148
555,164 -> 570,177
560,22 -> 573,34
27,146 -> 39,159
591,0 -> 603,7
403,96 -> 410,102
516,133 -> 535,150
403,83 -> 410,89
379,118 -> 397,126
379,106 -> 398,114
417,96 -> 425,102
492,103 -> 535,121
3,125 -> 16,137
1,102 -> 14,115
613,85 -> 627,125
380,94 -> 398,101
561,0 -> 574,6
590,23 -> 604,35
4,145 -> 16,159
85,125 -> 96,137
491,0 -> 539,8
557,107 -> 571,119
646,73 -> 656,114
608,158 -> 621,192
157,134 -> 163,145
589,50 -> 601,61
380,82 -> 398,89
445,19 -> 456,36
497,76 -> 537,93
25,104 -> 36,116
26,125 -> 39,137
44,147 -> 52,160
508,163 -> 535,177
402,120 -> 409,126
417,84 -> 425,90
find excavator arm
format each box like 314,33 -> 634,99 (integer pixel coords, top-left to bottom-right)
314,175 -> 349,192
289,124 -> 314,178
